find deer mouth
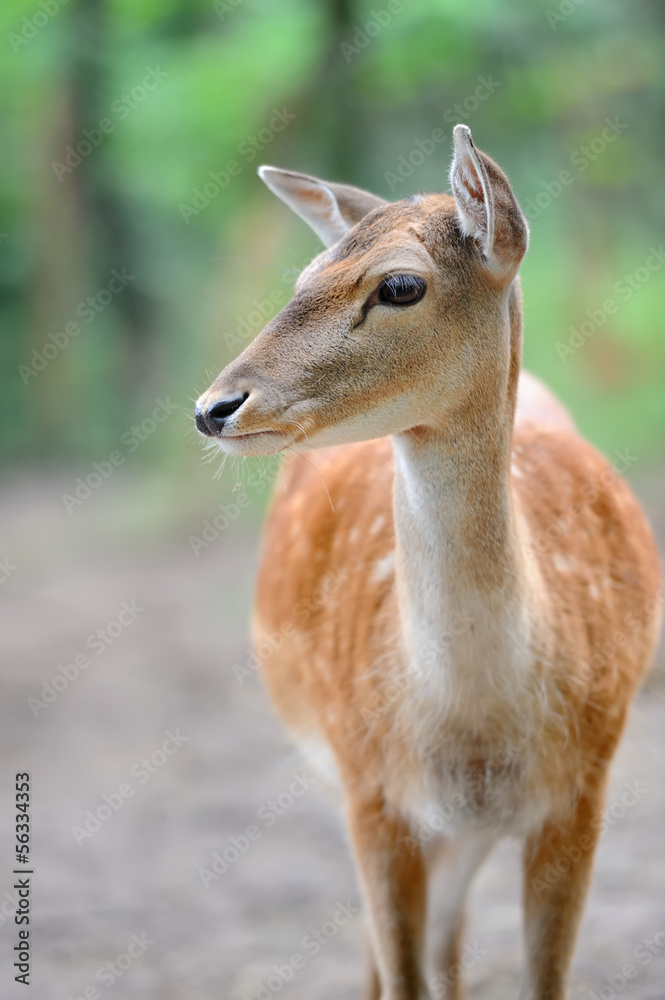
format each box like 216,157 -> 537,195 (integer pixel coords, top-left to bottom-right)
212,426 -> 299,457
195,387 -> 317,456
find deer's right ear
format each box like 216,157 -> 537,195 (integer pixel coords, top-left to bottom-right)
450,124 -> 528,283
258,166 -> 388,248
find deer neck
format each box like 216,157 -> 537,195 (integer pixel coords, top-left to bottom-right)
390,313 -> 539,717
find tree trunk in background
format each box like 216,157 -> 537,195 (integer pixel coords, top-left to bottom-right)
71,0 -> 157,405
292,0 -> 366,183
34,0 -> 161,458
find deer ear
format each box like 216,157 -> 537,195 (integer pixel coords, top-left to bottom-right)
258,166 -> 388,248
450,124 -> 528,282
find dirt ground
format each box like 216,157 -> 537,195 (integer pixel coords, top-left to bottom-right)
1,468 -> 664,1000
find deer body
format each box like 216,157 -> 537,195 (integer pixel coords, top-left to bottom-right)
195,127 -> 661,999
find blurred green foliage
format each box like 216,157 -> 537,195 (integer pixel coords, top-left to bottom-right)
1,0 -> 664,474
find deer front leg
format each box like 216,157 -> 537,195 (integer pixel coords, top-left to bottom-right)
521,784 -> 608,1000
430,832 -> 493,1000
364,953 -> 382,1000
347,795 -> 430,1000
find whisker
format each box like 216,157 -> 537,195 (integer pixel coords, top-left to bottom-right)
308,447 -> 340,468
213,453 -> 229,480
298,451 -> 335,513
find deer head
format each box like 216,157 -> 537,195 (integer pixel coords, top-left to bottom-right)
195,125 -> 528,456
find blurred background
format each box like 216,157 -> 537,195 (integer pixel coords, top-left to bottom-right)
1,0 -> 664,997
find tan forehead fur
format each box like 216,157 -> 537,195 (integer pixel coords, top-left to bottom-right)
297,194 -> 460,290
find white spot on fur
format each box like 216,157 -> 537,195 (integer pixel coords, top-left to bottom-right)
589,581 -> 600,600
511,462 -> 523,479
299,738 -> 339,788
370,515 -> 386,535
372,552 -> 395,582
553,553 -> 576,573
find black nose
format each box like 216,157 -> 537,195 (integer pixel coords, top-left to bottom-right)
195,393 -> 248,435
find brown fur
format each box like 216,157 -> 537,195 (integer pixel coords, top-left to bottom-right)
255,421 -> 659,810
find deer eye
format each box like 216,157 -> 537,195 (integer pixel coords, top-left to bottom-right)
378,274 -> 426,306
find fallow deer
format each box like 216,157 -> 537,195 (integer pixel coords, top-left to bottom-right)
195,125 -> 662,1000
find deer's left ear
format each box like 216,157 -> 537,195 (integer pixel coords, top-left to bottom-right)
258,166 -> 388,248
450,124 -> 528,283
